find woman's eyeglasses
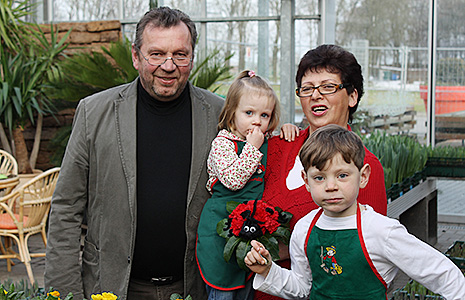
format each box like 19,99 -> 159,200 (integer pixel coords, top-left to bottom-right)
296,83 -> 351,98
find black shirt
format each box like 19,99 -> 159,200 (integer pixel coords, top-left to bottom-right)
131,80 -> 192,279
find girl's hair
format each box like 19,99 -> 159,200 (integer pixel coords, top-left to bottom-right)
299,124 -> 365,171
218,70 -> 280,133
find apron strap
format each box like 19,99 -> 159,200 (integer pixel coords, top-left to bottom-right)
357,204 -> 387,289
304,209 -> 324,257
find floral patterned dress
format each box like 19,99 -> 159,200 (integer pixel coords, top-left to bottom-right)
196,130 -> 267,290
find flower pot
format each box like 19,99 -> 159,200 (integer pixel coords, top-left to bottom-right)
420,85 -> 465,115
425,157 -> 465,178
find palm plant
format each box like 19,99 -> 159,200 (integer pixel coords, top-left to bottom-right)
0,0 -> 70,173
48,38 -> 139,102
0,0 -> 34,51
189,49 -> 233,92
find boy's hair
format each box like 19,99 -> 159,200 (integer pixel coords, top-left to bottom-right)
295,44 -> 364,123
218,70 -> 280,133
134,6 -> 197,53
299,124 -> 365,171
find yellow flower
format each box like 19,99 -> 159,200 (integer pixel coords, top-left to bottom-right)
3,289 -> 7,294
91,292 -> 118,300
47,291 -> 61,299
102,292 -> 118,300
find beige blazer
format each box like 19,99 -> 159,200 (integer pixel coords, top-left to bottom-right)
45,79 -> 224,299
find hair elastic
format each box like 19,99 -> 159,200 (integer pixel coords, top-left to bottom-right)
248,70 -> 256,77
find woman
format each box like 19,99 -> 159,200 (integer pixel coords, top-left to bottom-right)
254,44 -> 387,300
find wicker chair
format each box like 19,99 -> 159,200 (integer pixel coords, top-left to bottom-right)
0,167 -> 60,284
0,150 -> 19,195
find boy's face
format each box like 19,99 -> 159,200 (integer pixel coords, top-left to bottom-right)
301,153 -> 370,218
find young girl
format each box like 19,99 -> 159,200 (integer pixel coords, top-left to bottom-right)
196,70 -> 281,300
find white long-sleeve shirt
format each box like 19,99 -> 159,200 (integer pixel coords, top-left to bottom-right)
254,205 -> 465,300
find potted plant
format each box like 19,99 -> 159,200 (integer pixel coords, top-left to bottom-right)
0,0 -> 70,174
361,132 -> 428,194
362,132 -> 465,200
1,280 -> 119,300
425,146 -> 465,178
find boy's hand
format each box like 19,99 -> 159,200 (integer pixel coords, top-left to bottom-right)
280,123 -> 300,142
246,126 -> 265,149
245,240 -> 272,277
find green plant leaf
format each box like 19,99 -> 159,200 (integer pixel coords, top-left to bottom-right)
226,201 -> 240,213
216,218 -> 230,238
259,236 -> 280,261
223,236 -> 241,263
272,226 -> 291,245
170,293 -> 183,300
189,48 -> 233,91
235,240 -> 251,271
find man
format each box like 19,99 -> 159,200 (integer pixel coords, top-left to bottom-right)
45,7 -> 224,300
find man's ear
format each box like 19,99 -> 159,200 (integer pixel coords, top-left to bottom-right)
301,170 -> 311,192
359,163 -> 371,189
131,44 -> 140,71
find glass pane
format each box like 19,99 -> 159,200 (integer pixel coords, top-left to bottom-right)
52,0 -> 119,21
122,0 -> 149,20
433,0 -> 465,146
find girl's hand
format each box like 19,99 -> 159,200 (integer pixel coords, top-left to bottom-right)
246,126 -> 265,149
244,240 -> 272,277
280,123 -> 300,142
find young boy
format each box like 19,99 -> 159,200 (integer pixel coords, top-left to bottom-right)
245,124 -> 465,300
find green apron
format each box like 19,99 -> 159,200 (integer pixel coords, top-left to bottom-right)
196,138 -> 267,290
305,205 -> 387,300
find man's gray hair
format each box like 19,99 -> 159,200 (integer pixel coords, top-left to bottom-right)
134,6 -> 197,53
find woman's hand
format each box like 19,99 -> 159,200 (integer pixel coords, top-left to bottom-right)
280,123 -> 300,142
245,240 -> 272,277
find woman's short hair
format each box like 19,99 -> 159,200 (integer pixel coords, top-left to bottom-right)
218,70 -> 280,134
299,124 -> 365,171
295,44 -> 364,122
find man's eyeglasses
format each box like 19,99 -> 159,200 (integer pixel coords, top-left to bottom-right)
135,45 -> 192,67
296,83 -> 351,98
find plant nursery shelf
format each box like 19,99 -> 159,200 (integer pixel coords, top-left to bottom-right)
388,179 -> 436,219
387,178 -> 438,246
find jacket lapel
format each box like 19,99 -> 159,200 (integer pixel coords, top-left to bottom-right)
188,83 -> 215,206
114,79 -> 138,218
